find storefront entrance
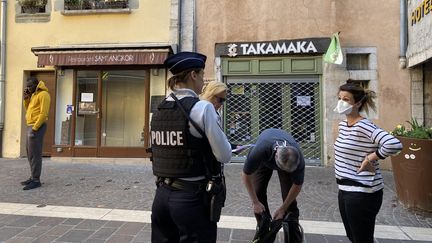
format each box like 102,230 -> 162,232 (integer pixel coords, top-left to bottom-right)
54,69 -> 150,157
31,45 -> 171,158
225,76 -> 322,165
28,71 -> 56,157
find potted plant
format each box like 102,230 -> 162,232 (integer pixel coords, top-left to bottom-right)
18,0 -> 47,14
64,0 -> 93,10
103,0 -> 128,9
64,0 -> 79,10
390,118 -> 432,212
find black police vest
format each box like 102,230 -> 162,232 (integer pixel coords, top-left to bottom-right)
150,96 -> 218,178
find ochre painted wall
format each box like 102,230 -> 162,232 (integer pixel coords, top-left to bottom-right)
4,0 -> 171,157
197,0 -> 411,169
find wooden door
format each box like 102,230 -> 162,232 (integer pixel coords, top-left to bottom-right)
30,71 -> 56,157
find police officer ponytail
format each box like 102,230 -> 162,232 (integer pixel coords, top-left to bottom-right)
167,68 -> 202,91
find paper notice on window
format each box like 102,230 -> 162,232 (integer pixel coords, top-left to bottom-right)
66,105 -> 73,114
296,96 -> 311,107
81,93 -> 94,102
231,86 -> 245,95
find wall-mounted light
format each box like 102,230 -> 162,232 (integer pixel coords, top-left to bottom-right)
57,68 -> 65,76
152,69 -> 159,76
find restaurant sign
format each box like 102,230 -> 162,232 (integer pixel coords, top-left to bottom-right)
215,38 -> 330,57
36,50 -> 169,67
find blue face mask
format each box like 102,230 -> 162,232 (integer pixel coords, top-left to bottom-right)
333,100 -> 353,115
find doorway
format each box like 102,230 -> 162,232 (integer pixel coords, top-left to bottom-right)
29,71 -> 56,157
225,76 -> 322,165
72,70 -> 149,157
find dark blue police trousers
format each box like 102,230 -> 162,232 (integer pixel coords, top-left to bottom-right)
151,184 -> 216,243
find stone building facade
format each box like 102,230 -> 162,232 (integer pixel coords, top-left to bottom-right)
195,0 -> 411,169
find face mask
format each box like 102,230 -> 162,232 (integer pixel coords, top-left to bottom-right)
333,100 -> 353,115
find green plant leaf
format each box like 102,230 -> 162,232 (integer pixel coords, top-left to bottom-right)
392,118 -> 432,140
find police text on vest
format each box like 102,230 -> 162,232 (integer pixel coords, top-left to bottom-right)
151,131 -> 184,146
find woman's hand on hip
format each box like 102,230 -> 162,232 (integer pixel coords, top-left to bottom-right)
357,156 -> 375,173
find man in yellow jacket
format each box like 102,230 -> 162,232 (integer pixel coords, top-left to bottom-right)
22,77 -> 50,190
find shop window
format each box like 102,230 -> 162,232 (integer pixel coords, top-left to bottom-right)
101,70 -> 146,147
55,70 -> 74,145
226,79 -> 322,163
290,83 -> 317,143
346,54 -> 369,70
75,71 -> 99,146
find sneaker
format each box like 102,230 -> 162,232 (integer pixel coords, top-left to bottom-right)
23,181 -> 41,190
20,178 -> 33,186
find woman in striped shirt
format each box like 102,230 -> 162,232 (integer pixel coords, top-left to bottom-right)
334,83 -> 402,243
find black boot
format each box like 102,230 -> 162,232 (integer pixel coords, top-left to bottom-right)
23,180 -> 41,190
20,178 -> 33,185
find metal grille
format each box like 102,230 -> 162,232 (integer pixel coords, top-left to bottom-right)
224,77 -> 321,165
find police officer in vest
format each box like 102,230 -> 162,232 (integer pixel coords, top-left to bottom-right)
150,52 -> 232,242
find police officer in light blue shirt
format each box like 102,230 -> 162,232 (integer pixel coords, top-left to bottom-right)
150,52 -> 232,243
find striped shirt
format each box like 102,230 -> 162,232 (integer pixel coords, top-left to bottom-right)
334,118 -> 402,193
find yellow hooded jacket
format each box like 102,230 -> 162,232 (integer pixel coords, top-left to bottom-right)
23,81 -> 51,131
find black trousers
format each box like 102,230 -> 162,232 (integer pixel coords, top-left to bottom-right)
26,123 -> 47,180
252,164 -> 299,222
338,189 -> 383,243
151,184 -> 216,243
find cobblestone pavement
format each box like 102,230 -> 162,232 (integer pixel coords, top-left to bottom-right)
0,214 -> 430,243
0,158 -> 431,242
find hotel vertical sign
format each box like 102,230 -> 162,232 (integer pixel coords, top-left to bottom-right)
407,0 -> 432,67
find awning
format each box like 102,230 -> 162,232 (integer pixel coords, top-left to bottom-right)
32,45 -> 172,67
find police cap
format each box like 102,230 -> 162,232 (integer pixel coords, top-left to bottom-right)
164,51 -> 207,75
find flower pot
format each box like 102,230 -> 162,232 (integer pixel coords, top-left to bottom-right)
391,136 -> 432,212
21,5 -> 45,14
105,1 -> 128,9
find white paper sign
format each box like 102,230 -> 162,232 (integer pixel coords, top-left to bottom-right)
297,96 -> 310,106
81,93 -> 94,102
296,96 -> 311,106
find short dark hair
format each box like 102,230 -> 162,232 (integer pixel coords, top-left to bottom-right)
26,77 -> 39,86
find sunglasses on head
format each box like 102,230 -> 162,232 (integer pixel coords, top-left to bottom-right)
274,141 -> 288,150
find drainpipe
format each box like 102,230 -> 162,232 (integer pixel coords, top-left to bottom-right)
192,0 -> 196,52
178,0 -> 182,52
0,0 -> 7,157
399,0 -> 407,69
